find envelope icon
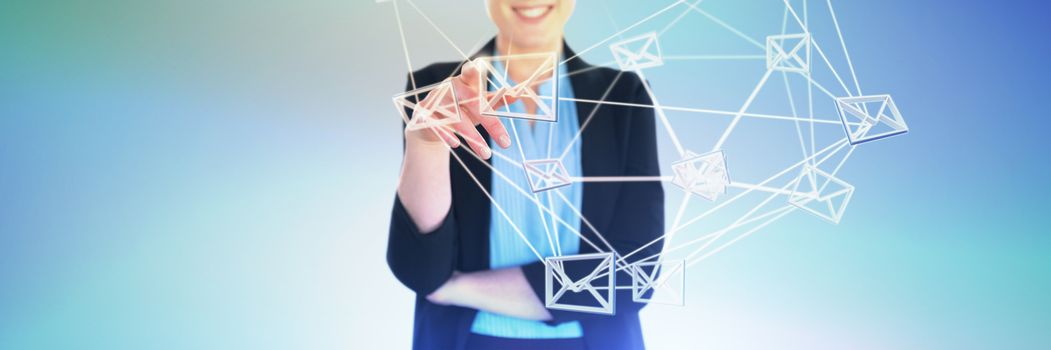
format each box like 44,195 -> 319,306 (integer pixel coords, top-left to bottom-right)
475,52 -> 559,122
630,260 -> 686,306
766,33 -> 810,73
610,32 -> 663,71
392,80 -> 462,132
670,150 -> 731,201
836,94 -> 908,145
523,159 -> 572,193
545,252 -> 617,315
788,165 -> 854,224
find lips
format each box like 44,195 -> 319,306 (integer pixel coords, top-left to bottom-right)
512,4 -> 554,22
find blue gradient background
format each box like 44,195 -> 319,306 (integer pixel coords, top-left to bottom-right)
1,1 -> 1048,349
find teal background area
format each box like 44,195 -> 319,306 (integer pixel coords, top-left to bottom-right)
1,0 -> 1048,349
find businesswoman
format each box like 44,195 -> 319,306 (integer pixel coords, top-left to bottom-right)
388,1 -> 664,349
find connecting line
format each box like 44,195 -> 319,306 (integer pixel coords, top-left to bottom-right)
596,2 -> 682,158
598,203 -> 795,279
392,0 -> 630,267
391,0 -> 416,92
665,195 -> 692,249
712,69 -> 775,151
779,0 -> 852,98
616,138 -> 849,266
546,191 -> 562,256
657,0 -> 704,37
646,154 -> 806,269
809,39 -> 853,97
661,55 -> 766,61
556,97 -> 850,125
826,0 -> 863,96
586,286 -> 637,290
449,34 -> 499,82
442,125 -> 631,270
438,127 -> 600,252
777,4 -> 811,164
807,46 -> 817,164
447,134 -> 607,267
570,176 -> 670,183
509,121 -> 560,258
491,148 -> 521,167
799,71 -> 843,101
546,117 -> 555,159
404,0 -> 469,59
599,0 -> 625,43
680,176 -> 798,264
828,145 -> 855,178
392,0 -> 867,285
535,187 -> 559,258
814,137 -> 850,166
682,1 -> 766,50
784,70 -> 812,161
560,0 -> 686,66
557,71 -> 626,160
552,189 -> 632,271
615,204 -> 795,281
782,0 -> 808,34
400,0 -> 537,118
727,182 -> 798,196
685,206 -> 796,268
811,144 -> 856,198
402,6 -> 538,124
644,204 -> 793,265
803,0 -> 817,164
435,122 -> 520,167
558,61 -> 617,80
404,0 -> 520,91
804,0 -> 809,27
428,127 -> 548,264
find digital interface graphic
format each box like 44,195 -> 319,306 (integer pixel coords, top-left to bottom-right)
3,0 -> 1048,348
381,0 -> 909,314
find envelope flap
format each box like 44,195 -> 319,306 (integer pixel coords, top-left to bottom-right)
789,166 -> 855,223
544,252 -> 617,314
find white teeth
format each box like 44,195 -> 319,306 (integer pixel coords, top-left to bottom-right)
516,6 -> 549,19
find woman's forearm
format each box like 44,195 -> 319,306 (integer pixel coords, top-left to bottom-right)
428,267 -> 552,321
397,136 -> 453,233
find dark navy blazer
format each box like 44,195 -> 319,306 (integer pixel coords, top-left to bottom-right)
388,39 -> 665,350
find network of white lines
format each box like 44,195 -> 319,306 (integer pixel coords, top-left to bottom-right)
383,0 -> 909,315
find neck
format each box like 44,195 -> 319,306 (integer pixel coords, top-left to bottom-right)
494,34 -> 561,83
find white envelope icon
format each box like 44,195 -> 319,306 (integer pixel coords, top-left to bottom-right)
475,52 -> 559,122
788,165 -> 854,224
545,252 -> 617,315
670,150 -> 731,201
836,94 -> 908,145
523,159 -> 572,193
392,80 -> 462,132
766,33 -> 810,73
630,260 -> 686,306
610,32 -> 663,71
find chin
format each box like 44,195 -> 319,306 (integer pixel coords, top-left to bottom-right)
509,31 -> 559,51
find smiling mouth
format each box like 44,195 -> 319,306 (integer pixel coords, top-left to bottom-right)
512,4 -> 554,22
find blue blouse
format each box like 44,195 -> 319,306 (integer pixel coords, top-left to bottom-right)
470,58 -> 584,338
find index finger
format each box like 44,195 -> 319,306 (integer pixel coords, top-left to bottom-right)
478,114 -> 510,149
458,60 -> 483,89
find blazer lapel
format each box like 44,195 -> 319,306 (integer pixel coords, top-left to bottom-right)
465,39 -> 620,251
563,43 -> 619,242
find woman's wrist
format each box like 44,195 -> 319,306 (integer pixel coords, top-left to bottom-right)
397,130 -> 454,234
405,131 -> 451,155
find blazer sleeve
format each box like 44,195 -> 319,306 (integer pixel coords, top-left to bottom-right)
386,70 -> 460,296
520,72 -> 665,324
